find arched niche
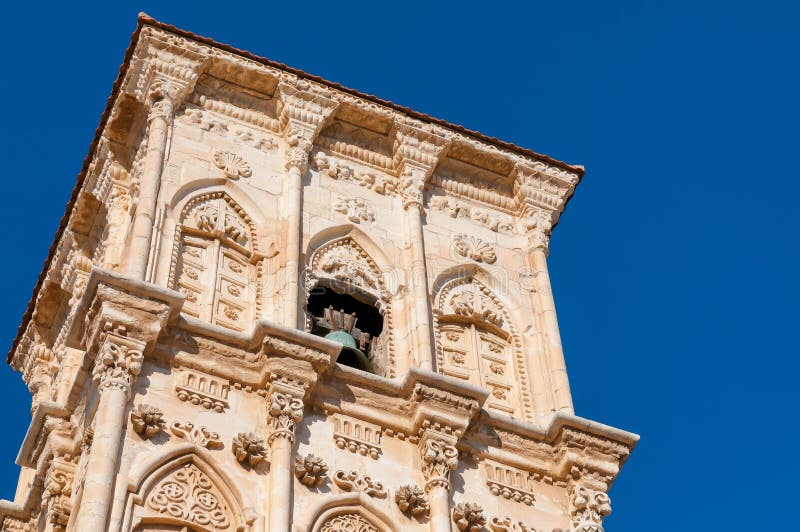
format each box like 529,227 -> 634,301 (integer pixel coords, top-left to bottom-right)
168,191 -> 271,333
124,449 -> 252,532
304,231 -> 396,378
432,273 -> 533,421
301,492 -> 397,532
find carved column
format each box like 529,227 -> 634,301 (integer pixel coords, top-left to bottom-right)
72,330 -> 145,531
400,166 -> 436,370
283,130 -> 314,329
265,383 -> 305,532
525,209 -> 574,414
278,85 -> 338,329
419,433 -> 459,532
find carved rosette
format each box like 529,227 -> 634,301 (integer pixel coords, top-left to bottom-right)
295,453 -> 329,487
452,502 -> 487,532
266,392 -> 304,444
420,438 -> 459,490
232,432 -> 268,467
332,470 -> 387,498
395,484 -> 429,516
569,484 -> 612,532
91,333 -> 145,395
130,403 -> 166,439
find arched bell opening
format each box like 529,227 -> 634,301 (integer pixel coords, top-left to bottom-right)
306,281 -> 387,374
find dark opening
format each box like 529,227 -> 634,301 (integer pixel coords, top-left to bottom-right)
306,284 -> 385,372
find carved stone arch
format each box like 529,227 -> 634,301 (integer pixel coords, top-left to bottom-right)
304,227 -> 398,377
432,272 -> 534,421
125,447 -> 254,532
169,190 -> 272,332
301,492 -> 398,532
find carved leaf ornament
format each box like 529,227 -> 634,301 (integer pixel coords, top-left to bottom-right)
147,463 -> 231,530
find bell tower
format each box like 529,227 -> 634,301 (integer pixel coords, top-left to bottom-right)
0,14 -> 637,532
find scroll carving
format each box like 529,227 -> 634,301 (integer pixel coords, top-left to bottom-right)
169,421 -> 223,449
489,516 -> 535,532
569,484 -> 612,532
91,332 -> 145,394
319,513 -> 379,532
266,391 -> 304,443
420,437 -> 458,488
334,197 -> 375,224
332,470 -> 387,498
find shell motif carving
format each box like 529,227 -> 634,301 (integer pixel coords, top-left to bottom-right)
146,463 -> 231,530
295,453 -> 329,487
452,234 -> 497,264
212,149 -> 252,179
130,403 -> 166,439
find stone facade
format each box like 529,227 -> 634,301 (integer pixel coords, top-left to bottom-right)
0,14 -> 637,532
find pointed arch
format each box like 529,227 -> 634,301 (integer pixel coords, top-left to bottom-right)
169,191 -> 268,332
302,492 -> 398,532
124,445 -> 255,532
304,226 -> 398,377
432,269 -> 534,421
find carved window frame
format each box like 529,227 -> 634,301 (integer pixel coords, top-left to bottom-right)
304,236 -> 396,377
169,192 -> 263,331
433,276 -> 533,421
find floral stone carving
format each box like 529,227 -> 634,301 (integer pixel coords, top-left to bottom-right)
333,470 -> 387,498
232,432 -> 267,467
295,453 -> 329,487
489,516 -> 535,532
452,234 -> 497,264
146,463 -> 231,530
569,484 -> 612,532
212,149 -> 252,179
170,421 -> 223,449
334,197 -> 375,224
130,404 -> 166,439
452,502 -> 487,532
395,484 -> 429,516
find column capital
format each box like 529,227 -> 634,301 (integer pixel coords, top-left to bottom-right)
568,481 -> 612,532
265,387 -> 304,445
418,430 -> 459,492
393,121 -> 450,212
91,329 -> 146,395
278,82 -> 339,172
522,208 -> 553,253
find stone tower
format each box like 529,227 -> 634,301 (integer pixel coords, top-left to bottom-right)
0,14 -> 637,532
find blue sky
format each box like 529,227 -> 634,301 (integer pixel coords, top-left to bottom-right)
0,2 -> 797,530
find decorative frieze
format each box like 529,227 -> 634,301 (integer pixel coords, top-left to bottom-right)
331,413 -> 382,459
174,367 -> 230,412
483,460 -> 535,506
169,421 -> 223,449
333,470 -> 387,498
489,516 -> 536,532
430,195 -> 515,234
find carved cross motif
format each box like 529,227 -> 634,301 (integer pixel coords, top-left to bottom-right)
146,463 -> 231,529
